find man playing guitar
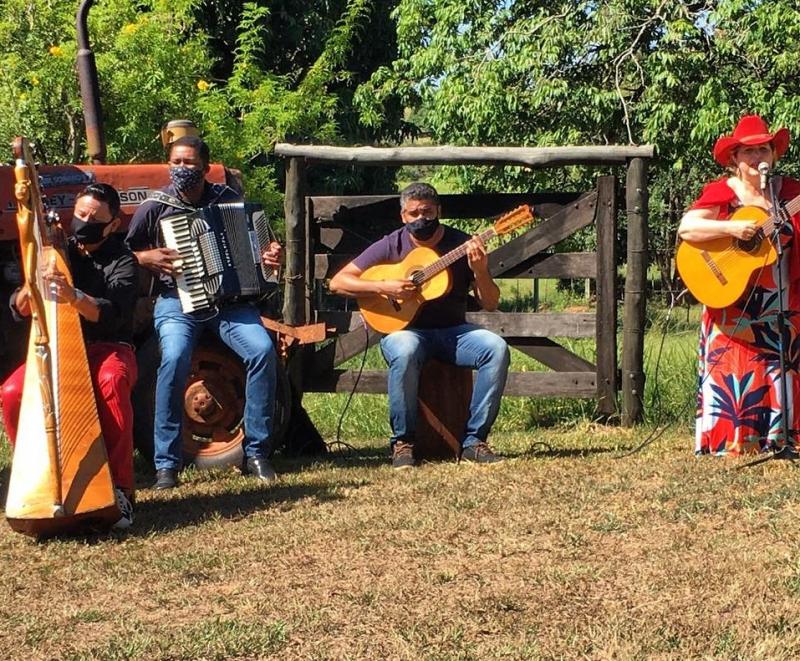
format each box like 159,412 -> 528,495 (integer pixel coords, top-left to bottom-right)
330,182 -> 510,468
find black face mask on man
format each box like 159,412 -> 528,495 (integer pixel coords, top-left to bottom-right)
71,217 -> 112,246
406,216 -> 440,240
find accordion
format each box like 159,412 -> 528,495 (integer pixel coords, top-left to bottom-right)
160,202 -> 277,314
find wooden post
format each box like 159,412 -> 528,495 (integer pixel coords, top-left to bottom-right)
283,157 -> 308,396
595,175 -> 618,420
623,159 -> 648,425
283,157 -> 307,327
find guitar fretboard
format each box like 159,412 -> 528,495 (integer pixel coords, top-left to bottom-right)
758,191 -> 800,238
411,227 -> 496,285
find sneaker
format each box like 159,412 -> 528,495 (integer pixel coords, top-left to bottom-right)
460,442 -> 503,464
112,488 -> 134,530
392,440 -> 416,469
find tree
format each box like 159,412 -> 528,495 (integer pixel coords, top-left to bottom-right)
0,0 -> 210,164
0,0 -> 404,214
354,0 -> 800,294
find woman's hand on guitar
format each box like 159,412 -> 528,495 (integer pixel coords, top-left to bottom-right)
378,279 -> 417,299
466,235 -> 489,274
727,222 -> 758,240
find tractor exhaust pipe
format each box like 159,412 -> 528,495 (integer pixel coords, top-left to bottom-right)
76,0 -> 106,164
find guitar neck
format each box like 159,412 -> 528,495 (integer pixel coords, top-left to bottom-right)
416,227 -> 496,283
784,195 -> 800,219
761,187 -> 800,236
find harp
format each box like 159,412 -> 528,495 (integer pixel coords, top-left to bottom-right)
4,137 -> 119,537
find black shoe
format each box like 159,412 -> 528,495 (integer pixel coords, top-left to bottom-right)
392,440 -> 416,470
152,468 -> 179,490
460,442 -> 503,464
244,456 -> 277,483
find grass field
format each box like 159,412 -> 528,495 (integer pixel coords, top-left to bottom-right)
7,299 -> 800,659
5,426 -> 800,659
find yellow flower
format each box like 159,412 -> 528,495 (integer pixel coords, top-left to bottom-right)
19,92 -> 27,101
122,23 -> 138,35
196,80 -> 210,92
31,76 -> 40,86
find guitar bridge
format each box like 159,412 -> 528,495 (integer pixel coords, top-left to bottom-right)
701,250 -> 728,285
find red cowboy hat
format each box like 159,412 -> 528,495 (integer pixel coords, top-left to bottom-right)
713,115 -> 790,166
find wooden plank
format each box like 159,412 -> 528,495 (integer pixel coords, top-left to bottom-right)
489,190 -> 598,275
503,372 -> 596,397
509,337 -> 596,372
465,312 -> 595,338
275,143 -> 656,167
311,324 -> 382,373
595,175 -> 619,418
314,251 -> 596,281
623,159 -> 648,425
305,369 -> 597,397
490,252 -> 596,280
310,192 -> 582,223
314,310 -> 595,339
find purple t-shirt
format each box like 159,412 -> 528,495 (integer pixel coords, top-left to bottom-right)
352,225 -> 474,329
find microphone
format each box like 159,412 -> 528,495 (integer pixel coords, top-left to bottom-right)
758,162 -> 770,191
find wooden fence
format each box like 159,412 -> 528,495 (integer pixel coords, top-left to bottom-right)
275,145 -> 654,425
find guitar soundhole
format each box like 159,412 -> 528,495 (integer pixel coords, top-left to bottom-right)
410,270 -> 424,286
737,232 -> 763,254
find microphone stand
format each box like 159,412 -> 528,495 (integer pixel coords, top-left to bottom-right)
740,172 -> 799,468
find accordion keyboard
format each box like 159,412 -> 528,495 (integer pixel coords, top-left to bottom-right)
160,213 -> 211,313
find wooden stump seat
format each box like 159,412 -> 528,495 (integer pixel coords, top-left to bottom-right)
414,359 -> 473,461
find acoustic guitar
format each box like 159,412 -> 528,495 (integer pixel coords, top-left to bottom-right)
5,138 -> 119,537
357,205 -> 535,334
675,196 -> 800,308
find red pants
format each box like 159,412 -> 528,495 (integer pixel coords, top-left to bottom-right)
0,342 -> 138,493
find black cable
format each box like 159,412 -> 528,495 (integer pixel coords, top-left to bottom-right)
328,321 -> 370,456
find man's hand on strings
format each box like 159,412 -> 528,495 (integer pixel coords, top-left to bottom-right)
377,279 -> 417,299
466,234 -> 489,275
135,247 -> 183,276
13,285 -> 31,317
42,260 -> 78,304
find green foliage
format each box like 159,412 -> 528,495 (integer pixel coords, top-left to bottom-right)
0,1 -> 402,216
0,0 -> 209,164
355,1 -> 800,284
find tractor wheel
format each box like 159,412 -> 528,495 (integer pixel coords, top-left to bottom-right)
133,334 -> 290,469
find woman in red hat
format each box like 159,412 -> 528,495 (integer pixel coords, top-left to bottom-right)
678,115 -> 800,455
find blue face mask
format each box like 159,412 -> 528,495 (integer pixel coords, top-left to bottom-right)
169,165 -> 205,193
407,217 -> 439,240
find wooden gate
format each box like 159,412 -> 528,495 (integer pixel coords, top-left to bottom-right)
276,145 -> 653,425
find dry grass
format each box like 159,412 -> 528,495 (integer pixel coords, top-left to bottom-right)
3,425 -> 800,660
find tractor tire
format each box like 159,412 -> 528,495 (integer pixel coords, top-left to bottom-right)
133,333 -> 291,469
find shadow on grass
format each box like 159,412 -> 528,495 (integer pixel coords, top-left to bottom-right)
133,477 -> 368,536
276,443 -> 390,473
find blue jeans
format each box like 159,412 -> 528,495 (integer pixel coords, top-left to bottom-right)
379,323 -> 510,448
153,292 -> 277,470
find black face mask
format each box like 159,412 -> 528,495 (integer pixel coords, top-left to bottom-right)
71,217 -> 112,245
407,217 -> 440,240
